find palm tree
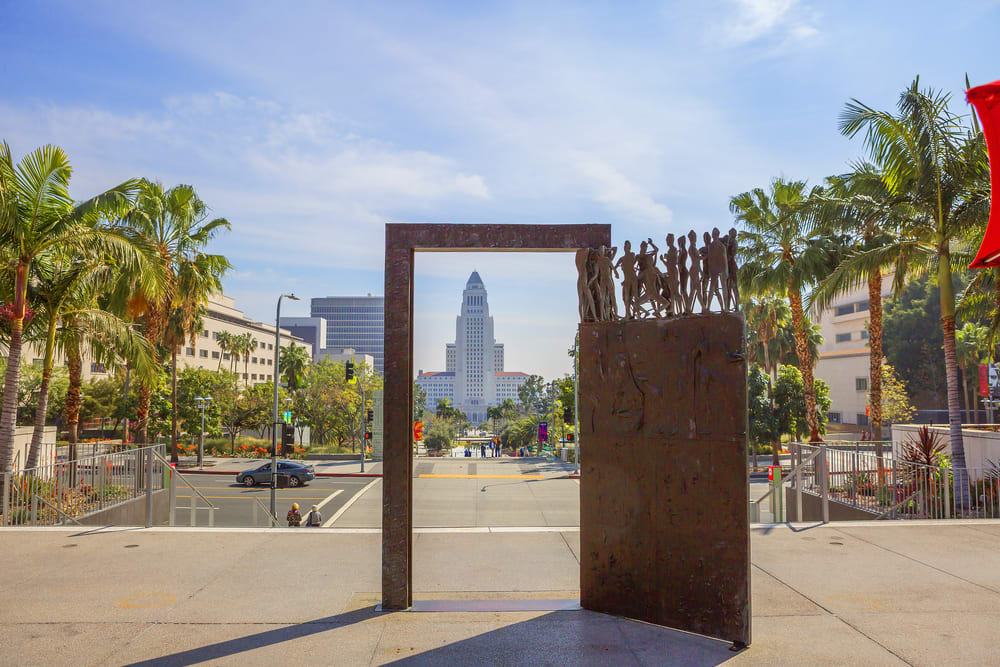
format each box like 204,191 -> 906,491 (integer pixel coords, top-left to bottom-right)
744,296 -> 791,383
955,323 -> 990,423
733,178 -> 838,442
115,180 -> 230,445
0,142 -> 142,472
810,163 -> 910,449
278,342 -> 309,392
215,331 -> 234,371
25,251 -> 155,468
240,333 -> 258,386
837,79 -> 990,508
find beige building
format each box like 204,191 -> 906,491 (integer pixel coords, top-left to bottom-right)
814,273 -> 893,428
24,293 -> 305,386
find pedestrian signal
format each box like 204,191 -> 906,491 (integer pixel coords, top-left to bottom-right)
281,423 -> 295,446
567,433 -> 574,442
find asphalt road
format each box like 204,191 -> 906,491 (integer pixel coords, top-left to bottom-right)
178,474 -> 376,527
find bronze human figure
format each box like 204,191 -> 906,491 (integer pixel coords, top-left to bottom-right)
660,233 -> 682,317
595,245 -> 619,321
615,240 -> 638,320
706,227 -> 728,312
686,230 -> 703,314
677,235 -> 690,314
636,238 -> 668,319
726,227 -> 740,310
576,248 -> 598,322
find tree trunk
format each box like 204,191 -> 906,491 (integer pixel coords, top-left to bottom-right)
122,364 -> 131,443
938,247 -> 969,509
170,348 -> 179,464
137,307 -> 165,445
788,287 -> 821,443
65,339 -> 82,484
0,260 -> 29,473
27,317 -> 59,469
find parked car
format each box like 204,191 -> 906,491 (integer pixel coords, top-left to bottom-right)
237,461 -> 316,487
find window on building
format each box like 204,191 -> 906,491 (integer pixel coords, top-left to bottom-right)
185,347 -> 195,356
252,357 -> 258,364
212,351 -> 220,359
90,362 -> 106,373
856,301 -> 870,312
856,377 -> 869,391
201,330 -> 209,337
268,343 -> 273,350
857,413 -> 870,427
260,341 -> 266,349
200,350 -> 208,358
828,412 -> 842,424
860,330 -> 870,340
212,332 -> 220,340
222,353 -> 230,360
268,359 -> 272,365
835,333 -> 852,343
33,358 -> 43,367
835,304 -> 853,316
251,374 -> 257,380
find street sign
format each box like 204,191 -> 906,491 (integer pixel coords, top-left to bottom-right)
538,421 -> 548,443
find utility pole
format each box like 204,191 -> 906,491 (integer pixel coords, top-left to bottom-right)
195,396 -> 212,469
271,293 -> 298,519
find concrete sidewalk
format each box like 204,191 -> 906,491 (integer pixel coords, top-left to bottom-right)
2,521 -> 1000,665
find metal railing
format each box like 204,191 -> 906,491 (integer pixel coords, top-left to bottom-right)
2,445 -> 168,527
251,496 -> 280,528
153,451 -> 217,527
752,442 -> 1000,523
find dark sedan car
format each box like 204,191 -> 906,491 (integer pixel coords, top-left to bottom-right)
236,461 -> 316,487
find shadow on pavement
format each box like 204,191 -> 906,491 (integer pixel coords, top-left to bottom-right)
123,607 -> 381,667
383,611 -> 739,665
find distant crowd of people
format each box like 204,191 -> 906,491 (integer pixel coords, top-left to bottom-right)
463,442 -> 503,457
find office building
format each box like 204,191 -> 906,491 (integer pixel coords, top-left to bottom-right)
416,271 -> 530,423
278,317 -> 327,358
310,295 -> 384,373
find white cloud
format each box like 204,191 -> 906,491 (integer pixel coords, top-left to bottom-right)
716,0 -> 819,48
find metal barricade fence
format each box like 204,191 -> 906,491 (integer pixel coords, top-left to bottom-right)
2,444 -> 168,527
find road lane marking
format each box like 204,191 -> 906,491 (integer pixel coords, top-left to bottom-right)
418,474 -> 545,480
176,495 -> 334,500
324,478 -> 380,527
311,489 -> 343,515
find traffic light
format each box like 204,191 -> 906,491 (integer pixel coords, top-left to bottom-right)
566,433 -> 574,442
345,360 -> 355,382
413,420 -> 424,442
365,431 -> 372,441
366,408 -> 374,423
281,423 -> 295,455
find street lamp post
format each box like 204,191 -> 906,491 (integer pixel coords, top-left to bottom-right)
194,396 -> 212,469
574,334 -> 580,475
271,293 -> 299,519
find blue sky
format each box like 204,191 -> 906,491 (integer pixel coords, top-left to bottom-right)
3,0 -> 997,379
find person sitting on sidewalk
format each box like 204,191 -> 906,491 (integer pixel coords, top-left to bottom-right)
286,502 -> 301,527
305,505 -> 323,527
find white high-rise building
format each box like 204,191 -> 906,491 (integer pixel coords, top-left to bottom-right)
416,271 -> 529,424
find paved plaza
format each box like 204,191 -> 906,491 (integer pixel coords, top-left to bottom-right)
2,521 -> 1000,665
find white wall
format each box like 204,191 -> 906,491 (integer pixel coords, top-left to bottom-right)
12,426 -> 57,471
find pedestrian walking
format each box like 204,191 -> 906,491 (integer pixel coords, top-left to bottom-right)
286,502 -> 301,527
480,444 -> 486,458
305,504 -> 323,527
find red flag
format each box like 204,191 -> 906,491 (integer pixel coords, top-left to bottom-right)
968,80 -> 1000,268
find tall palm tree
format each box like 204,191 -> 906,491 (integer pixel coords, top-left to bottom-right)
744,296 -> 791,383
115,181 -> 230,445
810,163 -> 909,449
733,178 -> 838,442
215,331 -> 234,371
278,342 -> 309,393
837,79 -> 989,508
955,323 -> 990,423
25,251 -> 155,468
0,142 -> 143,472
240,333 -> 258,386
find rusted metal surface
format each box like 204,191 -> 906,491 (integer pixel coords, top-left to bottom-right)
578,314 -> 750,646
382,223 -> 611,610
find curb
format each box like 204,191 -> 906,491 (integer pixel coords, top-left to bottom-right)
173,469 -> 383,478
